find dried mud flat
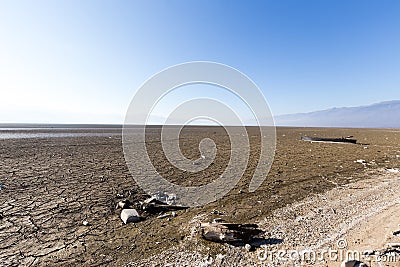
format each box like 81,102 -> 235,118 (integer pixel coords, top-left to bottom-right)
0,127 -> 399,266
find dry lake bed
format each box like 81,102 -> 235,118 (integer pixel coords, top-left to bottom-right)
0,126 -> 399,266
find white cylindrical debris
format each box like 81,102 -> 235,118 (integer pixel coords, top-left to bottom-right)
121,209 -> 141,224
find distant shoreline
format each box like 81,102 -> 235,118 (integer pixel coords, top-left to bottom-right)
0,123 -> 123,129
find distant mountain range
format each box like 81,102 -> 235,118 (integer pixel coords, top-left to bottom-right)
274,100 -> 400,128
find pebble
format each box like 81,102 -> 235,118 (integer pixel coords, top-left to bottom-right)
116,193 -> 124,199
121,209 -> 141,224
83,221 -> 90,226
244,244 -> 252,251
0,185 -> 4,190
393,230 -> 400,236
171,212 -> 177,217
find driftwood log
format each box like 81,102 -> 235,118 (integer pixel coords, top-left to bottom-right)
201,222 -> 263,243
140,201 -> 188,214
301,136 -> 357,144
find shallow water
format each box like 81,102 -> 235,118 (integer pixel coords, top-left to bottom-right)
0,127 -> 122,139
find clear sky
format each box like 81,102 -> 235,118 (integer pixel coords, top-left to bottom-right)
1,0 -> 399,124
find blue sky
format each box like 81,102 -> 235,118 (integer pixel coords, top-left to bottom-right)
0,0 -> 399,124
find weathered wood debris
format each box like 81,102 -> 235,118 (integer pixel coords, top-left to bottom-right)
301,136 -> 357,144
201,222 -> 263,243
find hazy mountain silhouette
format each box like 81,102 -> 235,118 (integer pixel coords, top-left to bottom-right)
275,100 -> 400,128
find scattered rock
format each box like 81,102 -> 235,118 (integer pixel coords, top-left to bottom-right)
393,230 -> 400,236
244,243 -> 252,251
120,209 -> 141,224
116,193 -> 124,199
340,260 -> 368,267
82,221 -> 89,226
171,212 -> 177,217
0,185 -> 5,190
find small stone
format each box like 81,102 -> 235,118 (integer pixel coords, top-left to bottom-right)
121,209 -> 141,224
244,244 -> 252,251
116,193 -> 124,199
83,221 -> 89,226
393,230 -> 400,236
171,212 -> 177,217
0,185 -> 5,190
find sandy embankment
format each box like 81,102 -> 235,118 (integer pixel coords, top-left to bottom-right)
137,169 -> 400,266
